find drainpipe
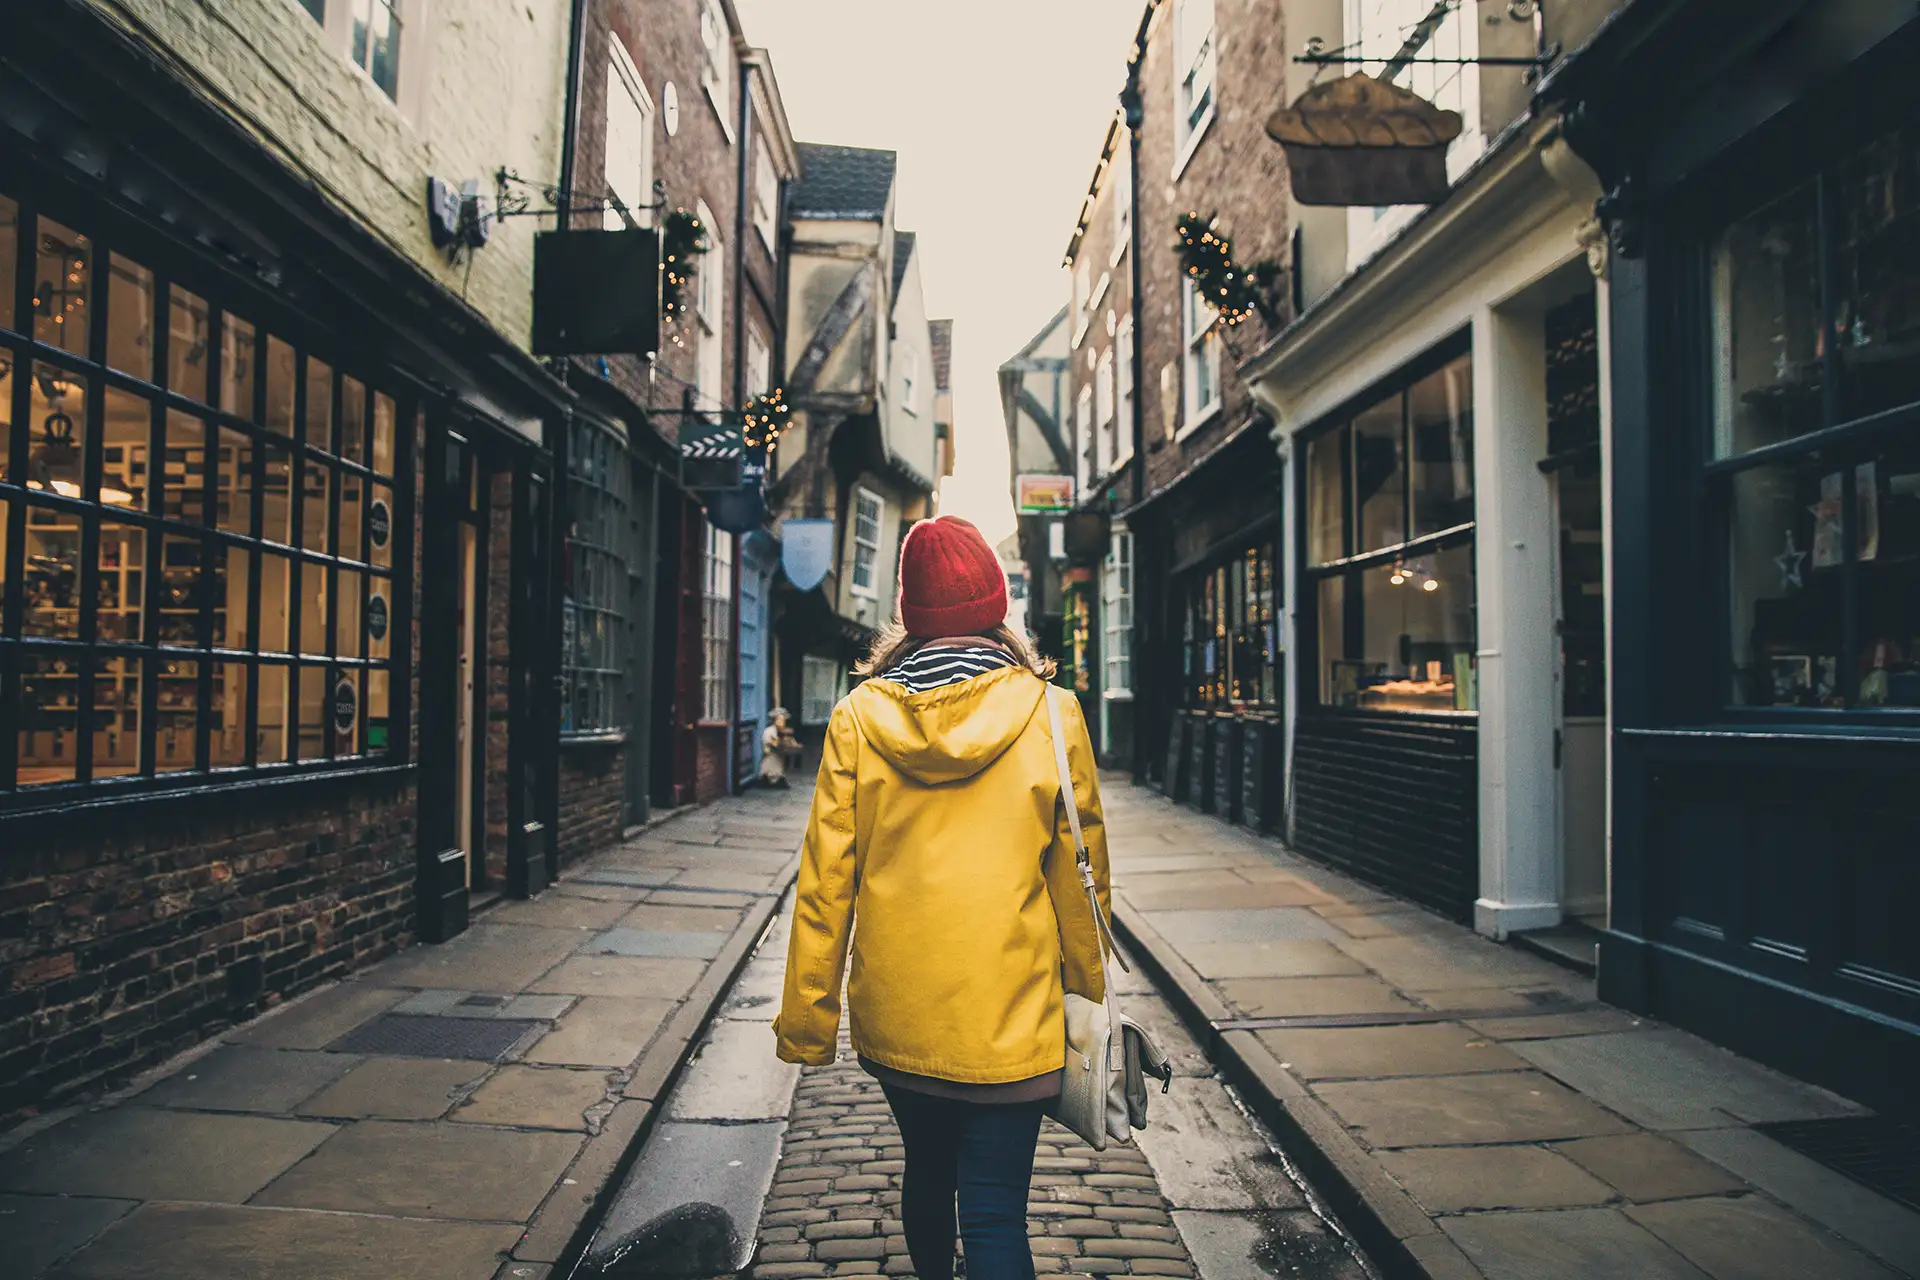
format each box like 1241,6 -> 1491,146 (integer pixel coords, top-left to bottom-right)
733,55 -> 755,415
1120,57 -> 1150,785
557,0 -> 591,231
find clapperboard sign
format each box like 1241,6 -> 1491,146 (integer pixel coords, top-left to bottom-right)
332,675 -> 358,736
367,591 -> 389,643
680,417 -> 744,492
369,498 -> 392,549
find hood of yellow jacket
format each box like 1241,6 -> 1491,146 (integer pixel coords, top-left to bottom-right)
846,665 -> 1047,785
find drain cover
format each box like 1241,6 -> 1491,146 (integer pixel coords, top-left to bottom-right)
329,1013 -> 542,1061
1755,1116 -> 1920,1213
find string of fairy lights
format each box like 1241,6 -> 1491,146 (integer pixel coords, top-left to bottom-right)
1175,211 -> 1285,328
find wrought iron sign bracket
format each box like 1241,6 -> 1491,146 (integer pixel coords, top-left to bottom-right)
492,168 -> 667,223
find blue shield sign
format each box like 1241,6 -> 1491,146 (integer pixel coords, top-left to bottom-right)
782,518 -> 835,591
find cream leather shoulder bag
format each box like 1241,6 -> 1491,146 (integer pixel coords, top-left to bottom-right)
1045,687 -> 1173,1150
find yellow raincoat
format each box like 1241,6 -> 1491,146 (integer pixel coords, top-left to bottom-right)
773,665 -> 1111,1084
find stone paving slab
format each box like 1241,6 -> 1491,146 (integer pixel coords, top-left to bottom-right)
0,1109 -> 336,1203
43,1203 -> 522,1280
5,784 -> 812,1279
1509,1029 -> 1865,1130
1100,781 -> 1920,1280
131,1045 -> 360,1113
3,1193 -> 136,1277
584,926 -> 729,959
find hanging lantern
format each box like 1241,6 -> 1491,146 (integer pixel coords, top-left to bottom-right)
1265,74 -> 1464,207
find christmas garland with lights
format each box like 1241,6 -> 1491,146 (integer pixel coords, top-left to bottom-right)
1175,212 -> 1285,328
661,208 -> 710,319
741,387 -> 792,455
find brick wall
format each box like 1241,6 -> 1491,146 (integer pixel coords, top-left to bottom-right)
0,778 -> 415,1121
558,745 -> 625,868
1134,0 -> 1294,496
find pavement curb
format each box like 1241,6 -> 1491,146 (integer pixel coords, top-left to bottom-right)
539,841 -> 805,1280
1112,899 -> 1459,1280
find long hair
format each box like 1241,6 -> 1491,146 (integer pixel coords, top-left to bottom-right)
855,618 -> 1058,681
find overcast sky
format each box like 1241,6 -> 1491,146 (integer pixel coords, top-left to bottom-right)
731,0 -> 1141,546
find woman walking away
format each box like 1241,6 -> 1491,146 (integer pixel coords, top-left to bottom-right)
773,515 -> 1112,1280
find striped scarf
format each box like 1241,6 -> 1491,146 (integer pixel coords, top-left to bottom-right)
875,644 -> 1018,693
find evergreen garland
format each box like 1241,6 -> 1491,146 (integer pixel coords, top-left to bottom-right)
1175,212 -> 1285,328
661,208 -> 710,320
742,387 -> 792,455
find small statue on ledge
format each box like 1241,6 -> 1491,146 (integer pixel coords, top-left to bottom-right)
759,707 -> 802,788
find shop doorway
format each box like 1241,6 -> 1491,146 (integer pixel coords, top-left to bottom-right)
417,413 -> 556,942
1553,465 -> 1607,925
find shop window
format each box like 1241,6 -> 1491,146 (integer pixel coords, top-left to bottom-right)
1103,531 -> 1133,697
801,654 -> 840,726
1305,349 -> 1476,714
1063,585 -> 1092,694
2,194 -> 405,799
1715,124 -> 1920,712
1181,539 -> 1282,710
563,419 -> 627,736
851,486 -> 883,598
702,519 -> 734,724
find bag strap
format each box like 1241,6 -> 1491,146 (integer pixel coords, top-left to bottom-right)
1046,687 -> 1129,975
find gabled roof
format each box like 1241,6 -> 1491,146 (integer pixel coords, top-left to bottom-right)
792,143 -> 896,220
891,231 -> 916,308
929,320 -> 953,389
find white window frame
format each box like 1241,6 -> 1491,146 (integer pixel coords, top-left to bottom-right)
1094,348 -> 1115,478
900,346 -> 920,416
697,200 -> 724,408
1071,258 -> 1092,347
1172,0 -> 1217,179
701,520 -> 735,724
302,0 -> 422,117
1090,270 -> 1112,312
604,40 -> 656,231
851,486 -> 884,599
699,0 -> 735,142
1179,277 -> 1222,438
801,654 -> 840,726
747,328 -> 770,398
1103,529 -> 1135,698
1110,135 -> 1132,267
753,142 -> 779,253
1115,317 -> 1136,468
1075,385 -> 1095,497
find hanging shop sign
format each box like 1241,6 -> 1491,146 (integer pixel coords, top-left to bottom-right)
782,518 -> 835,592
1016,474 -> 1075,514
1265,74 -> 1464,206
680,417 -> 744,492
332,675 -> 358,736
368,498 -> 391,549
704,482 -> 766,536
366,591 -> 389,643
530,228 -> 661,356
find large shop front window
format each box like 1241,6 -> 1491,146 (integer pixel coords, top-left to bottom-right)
1716,125 -> 1920,712
563,420 -> 626,736
1181,539 -> 1280,709
2,192 -> 406,799
1103,531 -> 1133,697
1305,351 -> 1476,714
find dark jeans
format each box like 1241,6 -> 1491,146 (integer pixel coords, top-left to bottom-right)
880,1083 -> 1047,1280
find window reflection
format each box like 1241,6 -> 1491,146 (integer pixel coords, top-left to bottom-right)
168,286 -> 209,403
107,254 -> 154,380
34,218 -> 91,356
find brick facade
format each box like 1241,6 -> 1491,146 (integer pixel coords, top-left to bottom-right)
0,780 -> 416,1121
1130,0 -> 1294,497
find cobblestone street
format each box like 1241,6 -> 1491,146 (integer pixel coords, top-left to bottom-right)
731,926 -> 1375,1280
748,1033 -> 1196,1280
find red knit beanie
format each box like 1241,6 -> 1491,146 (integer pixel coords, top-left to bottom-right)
898,516 -> 1008,638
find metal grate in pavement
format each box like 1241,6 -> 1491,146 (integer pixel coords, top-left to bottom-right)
1755,1116 -> 1920,1213
328,1013 -> 543,1061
